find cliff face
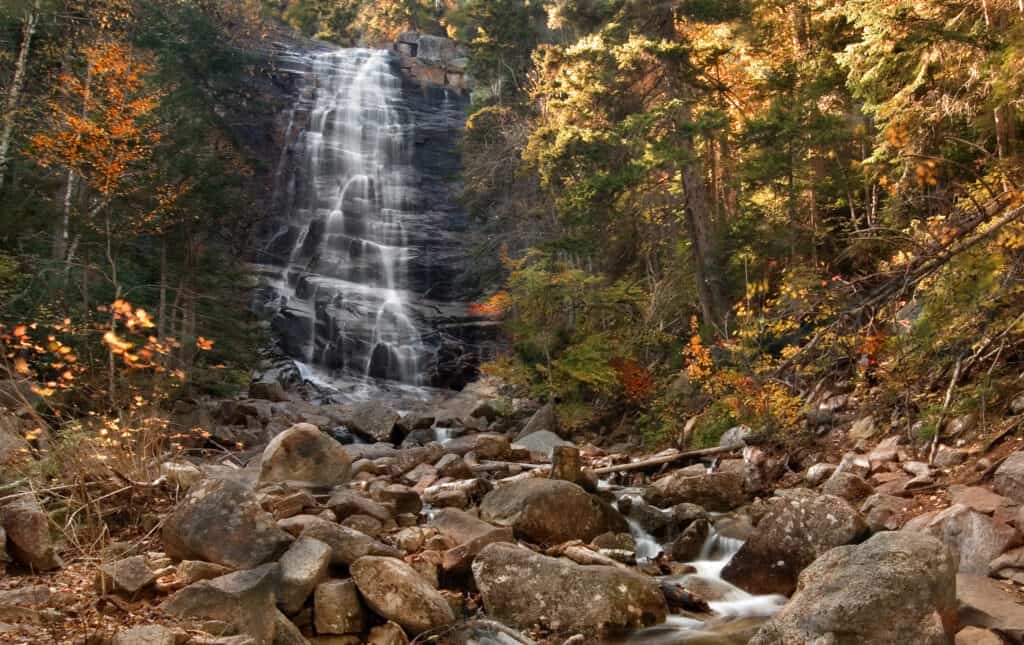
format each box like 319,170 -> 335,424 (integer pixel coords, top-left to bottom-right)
249,40 -> 493,393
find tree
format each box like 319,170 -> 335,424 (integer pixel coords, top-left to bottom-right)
0,0 -> 42,195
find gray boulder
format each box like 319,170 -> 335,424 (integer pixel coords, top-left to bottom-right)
112,625 -> 176,645
0,495 -> 63,570
721,489 -> 868,595
277,536 -> 332,615
350,556 -> 455,635
342,401 -> 401,443
957,573 -> 1024,641
993,451 -> 1024,503
472,542 -> 666,634
750,531 -> 957,645
512,431 -> 571,459
643,470 -> 746,511
162,563 -> 280,642
480,479 -> 627,546
516,403 -> 559,440
162,478 -> 293,569
258,423 -> 352,487
299,518 -> 401,565
903,504 -> 1020,575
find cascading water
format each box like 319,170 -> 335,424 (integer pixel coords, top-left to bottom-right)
255,47 -> 487,394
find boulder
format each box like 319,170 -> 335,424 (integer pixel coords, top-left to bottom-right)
719,425 -> 752,448
434,453 -> 472,479
277,536 -> 332,615
955,626 -> 1003,645
472,542 -> 666,634
350,556 -> 455,635
258,423 -> 352,487
804,462 -> 836,486
160,461 -> 203,489
670,518 -> 709,562
374,484 -> 422,515
367,621 -> 409,645
903,504 -> 1020,575
162,478 -> 293,569
422,478 -> 491,509
643,471 -> 746,511
750,531 -> 957,645
820,470 -> 874,503
0,495 -> 63,570
989,546 -> 1024,584
860,493 -> 911,532
342,401 -> 401,443
957,573 -> 1024,641
249,380 -> 289,402
96,555 -> 158,596
113,625 -> 176,645
442,433 -> 510,460
512,431 -> 571,459
721,489 -> 868,595
993,451 -> 1024,504
948,485 -> 1014,516
326,490 -> 392,523
162,564 -> 280,642
516,403 -> 558,440
300,518 -> 401,565
177,560 -> 232,585
314,579 -> 364,635
480,479 -> 627,545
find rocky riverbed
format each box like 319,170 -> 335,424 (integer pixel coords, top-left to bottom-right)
2,378 -> 1024,644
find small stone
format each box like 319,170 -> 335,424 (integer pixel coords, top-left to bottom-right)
112,625 -> 176,645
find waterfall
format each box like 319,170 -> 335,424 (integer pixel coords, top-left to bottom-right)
256,47 -> 482,392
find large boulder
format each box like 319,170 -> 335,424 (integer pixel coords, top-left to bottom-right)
479,479 -> 627,545
721,489 -> 868,595
516,403 -> 558,440
342,401 -> 401,443
350,556 -> 455,635
903,504 -> 1020,575
0,495 -> 63,570
276,536 -> 332,615
750,531 -> 957,645
643,470 -> 746,511
299,518 -> 401,565
162,478 -> 293,569
258,423 -> 352,487
472,543 -> 666,634
993,451 -> 1024,503
957,573 -> 1024,641
162,563 -> 280,642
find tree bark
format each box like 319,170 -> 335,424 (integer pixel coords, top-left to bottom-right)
0,0 -> 40,195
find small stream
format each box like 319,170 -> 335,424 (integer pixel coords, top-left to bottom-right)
607,488 -> 787,644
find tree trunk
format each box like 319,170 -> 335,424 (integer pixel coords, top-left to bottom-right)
158,238 -> 168,338
0,0 -> 40,195
679,128 -> 726,332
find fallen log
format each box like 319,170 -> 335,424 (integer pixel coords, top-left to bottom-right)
590,445 -> 738,475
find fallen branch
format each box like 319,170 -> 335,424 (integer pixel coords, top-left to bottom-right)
928,355 -> 963,465
591,445 -> 737,475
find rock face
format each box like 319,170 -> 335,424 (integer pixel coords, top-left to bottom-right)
751,531 -> 957,645
350,556 -> 455,635
479,479 -> 627,545
643,471 -> 746,511
903,504 -> 1020,575
993,451 -> 1024,503
0,496 -> 63,570
721,489 -> 868,595
162,563 -> 281,642
472,543 -> 667,634
162,478 -> 293,569
258,423 -> 352,487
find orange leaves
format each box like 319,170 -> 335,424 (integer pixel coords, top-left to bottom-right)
196,337 -> 214,351
610,357 -> 653,403
683,316 -> 713,384
468,291 -> 512,318
0,321 -> 85,396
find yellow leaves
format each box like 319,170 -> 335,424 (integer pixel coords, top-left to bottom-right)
103,330 -> 133,354
13,357 -> 31,376
196,337 -> 214,351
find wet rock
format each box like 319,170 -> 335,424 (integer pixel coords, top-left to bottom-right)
480,479 -> 627,546
299,518 -> 401,565
957,573 -> 1024,641
472,542 -> 666,634
820,470 -> 874,503
751,531 -> 956,645
342,401 -> 401,443
315,579 -> 364,635
860,493 -> 911,532
643,470 -> 746,512
0,495 -> 63,570
162,563 -> 280,642
326,489 -> 392,523
113,625 -> 177,645
903,504 -> 1020,575
351,556 -> 455,635
162,478 -> 293,569
278,536 -> 332,615
721,489 -> 868,596
993,450 -> 1024,503
258,423 -> 352,487
96,555 -> 158,596
670,518 -> 709,562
